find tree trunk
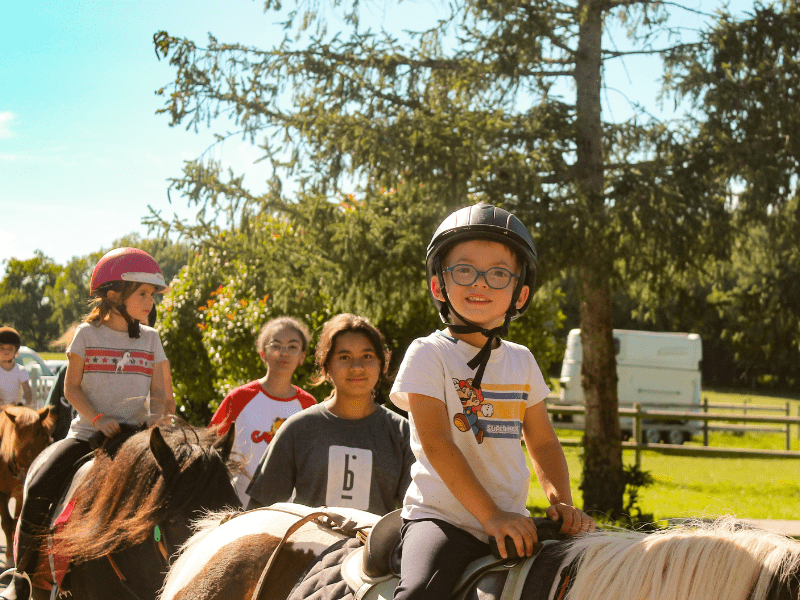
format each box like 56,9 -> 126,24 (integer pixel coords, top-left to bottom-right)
573,0 -> 625,517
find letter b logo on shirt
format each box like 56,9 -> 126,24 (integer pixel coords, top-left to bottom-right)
325,445 -> 373,510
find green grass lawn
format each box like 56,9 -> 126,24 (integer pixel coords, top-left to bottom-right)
533,386 -> 800,523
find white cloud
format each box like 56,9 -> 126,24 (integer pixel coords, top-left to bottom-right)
0,112 -> 15,139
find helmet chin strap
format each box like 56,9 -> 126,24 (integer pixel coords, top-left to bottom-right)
435,257 -> 525,389
115,303 -> 141,339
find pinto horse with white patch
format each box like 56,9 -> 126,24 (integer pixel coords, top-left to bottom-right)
161,506 -> 800,600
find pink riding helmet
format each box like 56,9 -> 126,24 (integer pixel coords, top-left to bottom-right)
90,247 -> 168,297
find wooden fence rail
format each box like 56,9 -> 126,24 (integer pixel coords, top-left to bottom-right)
545,402 -> 800,466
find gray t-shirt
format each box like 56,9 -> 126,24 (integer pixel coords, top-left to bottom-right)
66,322 -> 167,441
247,402 -> 414,515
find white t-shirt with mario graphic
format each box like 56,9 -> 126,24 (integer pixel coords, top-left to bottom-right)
210,380 -> 316,505
390,330 -> 550,542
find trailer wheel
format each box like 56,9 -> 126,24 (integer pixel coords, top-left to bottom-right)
665,430 -> 684,445
644,429 -> 661,445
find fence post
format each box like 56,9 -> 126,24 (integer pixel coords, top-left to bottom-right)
786,402 -> 791,451
703,396 -> 709,447
633,402 -> 642,468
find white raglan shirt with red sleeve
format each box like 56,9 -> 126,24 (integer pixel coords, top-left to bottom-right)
210,380 -> 316,505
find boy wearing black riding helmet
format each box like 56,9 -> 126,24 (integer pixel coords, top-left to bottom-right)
390,203 -> 594,600
0,327 -> 33,406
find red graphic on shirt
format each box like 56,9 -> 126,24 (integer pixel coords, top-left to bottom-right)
84,348 -> 155,375
251,417 -> 287,444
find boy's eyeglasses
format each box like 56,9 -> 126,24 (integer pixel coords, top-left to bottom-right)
267,342 -> 303,355
443,264 -> 519,290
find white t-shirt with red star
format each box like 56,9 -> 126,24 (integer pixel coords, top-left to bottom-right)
210,380 -> 316,505
66,322 -> 167,441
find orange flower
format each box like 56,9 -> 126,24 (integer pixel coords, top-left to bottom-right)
197,324 -> 206,331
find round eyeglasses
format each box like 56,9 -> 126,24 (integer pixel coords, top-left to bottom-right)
267,342 -> 303,355
442,264 -> 519,290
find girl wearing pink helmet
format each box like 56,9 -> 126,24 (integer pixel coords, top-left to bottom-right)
1,248 -> 175,600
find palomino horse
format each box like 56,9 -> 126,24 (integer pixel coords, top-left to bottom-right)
160,504 -> 800,600
21,419 -> 240,600
0,405 -> 56,567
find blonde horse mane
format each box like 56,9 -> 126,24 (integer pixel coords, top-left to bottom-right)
0,405 -> 41,464
564,517 -> 800,600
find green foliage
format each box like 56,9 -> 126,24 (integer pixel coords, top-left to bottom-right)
0,252 -> 60,348
157,189 -> 569,423
707,198 -> 800,389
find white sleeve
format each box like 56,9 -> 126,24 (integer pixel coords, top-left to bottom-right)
390,339 -> 445,411
526,351 -> 551,407
66,325 -> 87,360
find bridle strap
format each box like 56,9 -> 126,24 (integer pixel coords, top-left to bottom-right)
8,450 -> 22,480
104,524 -> 170,600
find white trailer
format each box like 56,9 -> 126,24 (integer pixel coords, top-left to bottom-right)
556,329 -> 703,444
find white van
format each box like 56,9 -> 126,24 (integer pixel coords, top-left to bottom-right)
557,329 -> 703,444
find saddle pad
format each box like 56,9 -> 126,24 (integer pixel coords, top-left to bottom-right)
286,537 -> 363,600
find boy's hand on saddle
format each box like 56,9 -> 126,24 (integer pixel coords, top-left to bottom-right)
546,503 -> 595,536
95,416 -> 122,437
483,511 -> 539,560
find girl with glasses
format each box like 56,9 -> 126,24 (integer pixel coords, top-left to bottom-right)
246,313 -> 414,516
210,316 -> 316,506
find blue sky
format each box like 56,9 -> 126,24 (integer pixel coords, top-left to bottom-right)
1,0 -> 755,267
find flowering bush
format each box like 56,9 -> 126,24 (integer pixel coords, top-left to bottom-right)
159,193 -> 566,424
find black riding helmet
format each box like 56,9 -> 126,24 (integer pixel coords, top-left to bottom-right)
0,326 -> 22,350
426,203 -> 538,389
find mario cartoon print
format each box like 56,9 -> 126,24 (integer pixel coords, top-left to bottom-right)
452,378 -> 493,444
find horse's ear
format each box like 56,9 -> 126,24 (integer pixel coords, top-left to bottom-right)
150,426 -> 177,474
4,409 -> 16,424
213,422 -> 235,462
39,406 -> 58,433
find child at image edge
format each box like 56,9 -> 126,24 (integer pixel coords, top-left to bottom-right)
0,327 -> 34,406
210,316 -> 317,506
1,247 -> 175,600
390,203 -> 595,600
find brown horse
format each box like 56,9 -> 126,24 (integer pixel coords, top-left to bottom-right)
20,419 -> 241,600
0,405 -> 56,566
160,506 -> 800,600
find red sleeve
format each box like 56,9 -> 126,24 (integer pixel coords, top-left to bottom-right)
209,381 -> 262,433
209,395 -> 233,433
295,387 -> 317,409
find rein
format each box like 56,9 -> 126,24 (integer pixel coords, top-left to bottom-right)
105,524 -> 170,600
247,508 -> 367,600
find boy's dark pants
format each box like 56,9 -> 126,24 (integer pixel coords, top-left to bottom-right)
394,518 -> 489,600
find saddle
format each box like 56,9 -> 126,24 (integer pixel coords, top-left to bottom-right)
342,514 -> 567,600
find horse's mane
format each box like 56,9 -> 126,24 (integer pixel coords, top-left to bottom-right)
161,508 -> 240,594
564,517 -> 800,600
0,404 -> 44,464
54,419 -> 238,561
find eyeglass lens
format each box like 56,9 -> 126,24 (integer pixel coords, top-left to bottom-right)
446,264 -> 516,289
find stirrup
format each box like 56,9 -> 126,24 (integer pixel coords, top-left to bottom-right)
0,568 -> 32,600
